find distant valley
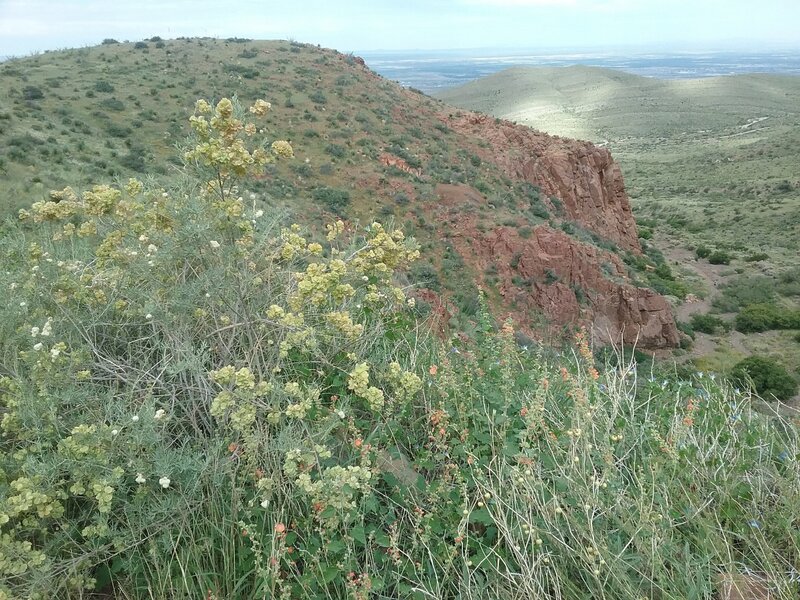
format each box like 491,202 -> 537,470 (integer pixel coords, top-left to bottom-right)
363,49 -> 800,92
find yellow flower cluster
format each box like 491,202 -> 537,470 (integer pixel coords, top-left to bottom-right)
0,533 -> 46,577
352,223 -> 420,280
184,97 -> 291,200
21,184 -> 121,224
280,226 -> 308,261
295,464 -> 373,511
209,366 -> 273,432
283,381 -> 320,420
348,363 -> 385,412
324,311 -> 364,340
326,219 -> 345,241
387,362 -> 422,403
0,477 -> 64,523
249,98 -> 271,116
292,259 -> 354,310
271,140 -> 294,158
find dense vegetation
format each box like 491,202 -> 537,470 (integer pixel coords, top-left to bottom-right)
0,94 -> 798,600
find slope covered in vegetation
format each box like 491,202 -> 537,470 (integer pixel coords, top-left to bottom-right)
0,38 -> 686,349
0,82 -> 798,599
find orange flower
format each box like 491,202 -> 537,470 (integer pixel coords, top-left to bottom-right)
274,522 -> 286,534
228,442 -> 239,453
683,417 -> 694,427
520,407 -> 529,417
429,365 -> 438,376
588,367 -> 599,381
560,367 -> 569,381
354,438 -> 363,448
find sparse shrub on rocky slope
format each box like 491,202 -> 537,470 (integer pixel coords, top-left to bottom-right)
0,98 -> 798,600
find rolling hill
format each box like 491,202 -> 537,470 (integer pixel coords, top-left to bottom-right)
0,39 -> 682,349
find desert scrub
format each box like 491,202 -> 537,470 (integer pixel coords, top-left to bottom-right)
731,356 -> 798,402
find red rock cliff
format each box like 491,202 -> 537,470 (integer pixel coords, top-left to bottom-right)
447,113 -> 641,254
434,184 -> 679,349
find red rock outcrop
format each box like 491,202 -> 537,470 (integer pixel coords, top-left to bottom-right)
447,113 -> 641,254
435,184 -> 679,349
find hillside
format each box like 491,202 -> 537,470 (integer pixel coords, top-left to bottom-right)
0,39 -> 680,349
0,40 -> 799,600
438,66 -> 800,378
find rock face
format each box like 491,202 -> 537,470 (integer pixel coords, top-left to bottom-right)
448,113 -> 641,254
435,184 -> 679,349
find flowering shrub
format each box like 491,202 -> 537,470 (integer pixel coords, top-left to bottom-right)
1,98 -> 424,598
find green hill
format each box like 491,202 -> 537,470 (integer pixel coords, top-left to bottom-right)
0,41 -> 799,599
438,66 -> 800,376
0,39 -> 689,349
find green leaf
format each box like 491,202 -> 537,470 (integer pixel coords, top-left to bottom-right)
469,508 -> 493,526
326,539 -> 346,554
351,525 -> 366,545
374,530 -> 391,547
322,565 -> 339,584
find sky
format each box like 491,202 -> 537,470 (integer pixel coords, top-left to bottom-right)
1,0 -> 799,57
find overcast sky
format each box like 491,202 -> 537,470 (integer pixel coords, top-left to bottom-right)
1,0 -> 799,57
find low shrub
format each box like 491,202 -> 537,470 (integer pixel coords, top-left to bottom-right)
708,250 -> 731,265
312,186 -> 350,215
94,80 -> 115,93
22,85 -> 44,101
324,143 -> 347,158
713,275 -> 775,312
735,303 -> 800,333
690,313 -> 731,334
695,245 -> 711,259
731,356 -> 798,401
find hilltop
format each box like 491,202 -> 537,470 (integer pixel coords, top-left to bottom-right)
0,39 -> 680,348
438,65 -> 800,378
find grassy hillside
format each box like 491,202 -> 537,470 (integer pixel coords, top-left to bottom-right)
0,39 -> 688,348
438,66 -> 800,381
0,41 -> 798,599
0,38 -> 527,335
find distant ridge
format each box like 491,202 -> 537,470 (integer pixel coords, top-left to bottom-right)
435,65 -> 800,141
